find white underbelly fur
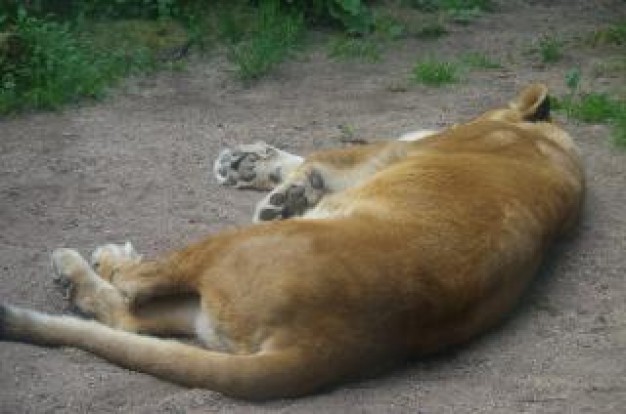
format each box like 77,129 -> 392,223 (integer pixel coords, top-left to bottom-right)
194,311 -> 232,352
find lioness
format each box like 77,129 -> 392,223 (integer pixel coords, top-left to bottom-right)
0,84 -> 584,399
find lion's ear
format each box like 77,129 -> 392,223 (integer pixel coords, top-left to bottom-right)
510,83 -> 550,122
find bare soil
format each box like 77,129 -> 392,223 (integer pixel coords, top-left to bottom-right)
1,1 -> 625,412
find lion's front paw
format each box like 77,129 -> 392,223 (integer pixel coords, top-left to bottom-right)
213,142 -> 303,190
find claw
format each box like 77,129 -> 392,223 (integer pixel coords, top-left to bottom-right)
51,269 -> 75,301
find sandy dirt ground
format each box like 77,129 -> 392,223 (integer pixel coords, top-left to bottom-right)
1,0 -> 625,412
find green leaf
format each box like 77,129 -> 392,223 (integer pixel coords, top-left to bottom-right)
337,0 -> 362,16
565,68 -> 581,92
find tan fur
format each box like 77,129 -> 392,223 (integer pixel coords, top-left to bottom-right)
0,84 -> 584,399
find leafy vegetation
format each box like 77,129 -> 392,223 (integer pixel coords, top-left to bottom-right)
0,0 -> 502,112
588,20 -> 626,46
460,52 -> 501,69
0,1 -> 200,114
0,12 -> 159,113
326,0 -> 374,35
537,35 -> 563,63
3,0 -> 618,125
278,0 -> 374,34
555,70 -> 626,147
229,2 -> 305,80
0,0 -> 382,113
565,93 -> 624,124
405,0 -> 493,13
373,13 -> 406,40
327,36 -> 381,62
410,51 -> 500,86
412,59 -> 460,85
565,93 -> 626,147
402,0 -> 492,29
0,0 -> 367,113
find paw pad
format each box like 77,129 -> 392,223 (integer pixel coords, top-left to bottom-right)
255,169 -> 325,221
214,144 -> 280,189
213,142 -> 304,190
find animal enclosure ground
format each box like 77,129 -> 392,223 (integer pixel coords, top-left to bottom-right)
1,0 -> 625,412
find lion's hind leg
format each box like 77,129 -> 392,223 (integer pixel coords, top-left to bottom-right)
52,246 -> 197,336
52,248 -> 128,326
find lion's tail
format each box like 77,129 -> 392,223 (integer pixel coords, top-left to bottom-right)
1,304 -> 325,399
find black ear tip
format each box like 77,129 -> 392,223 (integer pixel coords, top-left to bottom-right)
528,94 -> 551,122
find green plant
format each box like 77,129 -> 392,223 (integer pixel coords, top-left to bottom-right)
565,68 -> 581,92
538,36 -> 563,63
406,0 -> 493,12
589,20 -> 626,46
11,0 -> 178,20
0,12 -> 157,113
409,51 -> 502,87
564,93 -> 624,124
444,0 -> 493,11
280,0 -> 373,34
216,10 -> 243,44
460,52 -> 501,68
404,0 -> 490,36
82,19 -> 188,54
556,76 -> 626,148
374,14 -> 405,40
412,59 -> 459,85
404,0 -> 439,12
562,67 -> 581,107
230,1 -> 305,80
568,93 -> 626,147
328,0 -> 374,34
327,36 -> 380,62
